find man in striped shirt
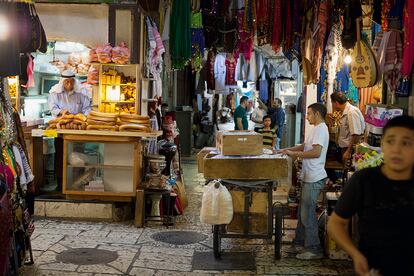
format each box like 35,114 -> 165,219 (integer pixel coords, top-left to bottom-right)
258,116 -> 277,150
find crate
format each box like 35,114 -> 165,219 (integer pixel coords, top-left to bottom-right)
197,147 -> 218,173
203,153 -> 288,180
216,131 -> 263,156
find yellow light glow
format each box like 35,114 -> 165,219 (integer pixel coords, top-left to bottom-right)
107,85 -> 121,101
0,14 -> 10,41
344,54 -> 352,64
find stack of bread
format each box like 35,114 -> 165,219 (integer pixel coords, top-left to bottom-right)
47,114 -> 87,130
86,110 -> 119,131
117,114 -> 151,132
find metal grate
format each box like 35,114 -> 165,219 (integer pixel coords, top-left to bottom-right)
56,248 -> 118,265
151,231 -> 207,245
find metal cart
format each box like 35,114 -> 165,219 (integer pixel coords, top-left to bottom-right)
212,179 -> 284,260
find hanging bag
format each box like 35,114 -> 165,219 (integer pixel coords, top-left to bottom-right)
200,181 -> 233,225
29,3 -> 47,53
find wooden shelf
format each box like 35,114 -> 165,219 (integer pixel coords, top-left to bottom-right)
67,164 -> 133,169
57,129 -> 163,138
102,83 -> 136,86
101,100 -> 135,104
64,190 -> 135,197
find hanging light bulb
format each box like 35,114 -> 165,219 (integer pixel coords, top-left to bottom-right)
344,50 -> 352,64
0,14 -> 10,41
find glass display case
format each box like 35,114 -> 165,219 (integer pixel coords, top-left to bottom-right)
63,137 -> 141,199
95,63 -> 141,114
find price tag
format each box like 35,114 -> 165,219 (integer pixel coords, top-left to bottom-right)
43,129 -> 58,138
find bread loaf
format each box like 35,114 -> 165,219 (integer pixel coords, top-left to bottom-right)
86,125 -> 117,131
119,124 -> 150,132
89,110 -> 118,119
87,115 -> 117,122
74,113 -> 87,122
86,119 -> 116,126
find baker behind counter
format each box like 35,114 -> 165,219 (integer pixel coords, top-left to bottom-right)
48,69 -> 92,117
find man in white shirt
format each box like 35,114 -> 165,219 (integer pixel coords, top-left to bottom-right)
251,99 -> 267,132
278,103 -> 329,260
330,92 -> 365,163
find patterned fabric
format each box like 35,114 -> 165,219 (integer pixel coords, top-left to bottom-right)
206,50 -> 216,90
312,0 -> 330,83
225,55 -> 237,86
402,0 -> 414,77
256,0 -> 271,46
235,10 -> 254,61
272,0 -> 282,53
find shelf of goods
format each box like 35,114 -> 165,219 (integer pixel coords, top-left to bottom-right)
61,131 -> 160,201
7,76 -> 20,111
94,63 -> 141,115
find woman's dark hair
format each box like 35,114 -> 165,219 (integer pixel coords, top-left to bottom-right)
308,103 -> 327,120
330,92 -> 348,104
383,115 -> 414,135
263,115 -> 271,120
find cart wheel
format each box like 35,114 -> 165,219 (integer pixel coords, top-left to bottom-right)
274,209 -> 282,260
213,225 -> 221,259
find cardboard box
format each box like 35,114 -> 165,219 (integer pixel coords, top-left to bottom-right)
197,147 -> 218,173
364,104 -> 403,127
216,130 -> 263,156
203,153 -> 288,180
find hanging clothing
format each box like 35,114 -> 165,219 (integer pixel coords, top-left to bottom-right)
191,28 -> 205,72
0,3 -> 20,78
271,0 -> 282,53
312,0 -> 330,83
235,10 -> 254,61
381,0 -> 394,31
256,0 -> 271,46
402,0 -> 414,77
170,0 -> 192,69
225,54 -> 237,86
206,50 -> 216,91
214,53 -> 227,93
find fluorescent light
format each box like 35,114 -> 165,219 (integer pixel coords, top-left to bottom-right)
0,14 -> 10,41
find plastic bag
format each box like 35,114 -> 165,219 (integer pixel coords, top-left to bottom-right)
87,65 -> 99,85
200,181 -> 233,225
96,43 -> 112,64
112,42 -> 130,65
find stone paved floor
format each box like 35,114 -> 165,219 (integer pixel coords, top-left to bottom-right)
23,160 -> 353,276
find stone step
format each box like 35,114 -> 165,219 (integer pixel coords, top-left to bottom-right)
34,198 -> 133,222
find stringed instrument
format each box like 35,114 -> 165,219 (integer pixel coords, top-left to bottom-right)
350,17 -> 378,88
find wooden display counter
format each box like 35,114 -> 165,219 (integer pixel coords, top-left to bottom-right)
31,129 -> 162,201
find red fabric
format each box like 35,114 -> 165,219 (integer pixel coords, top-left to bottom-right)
206,50 -> 216,90
284,0 -> 293,51
225,56 -> 237,85
402,0 -> 414,77
312,0 -> 330,83
382,0 -> 394,31
235,10 -> 254,60
272,0 -> 282,53
24,54 -> 35,88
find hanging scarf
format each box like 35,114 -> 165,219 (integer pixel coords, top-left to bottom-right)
170,0 -> 192,69
256,0 -> 271,46
402,0 -> 414,77
272,0 -> 282,53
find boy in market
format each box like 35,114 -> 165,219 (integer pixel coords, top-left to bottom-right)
328,115 -> 414,276
257,116 -> 276,150
278,103 -> 329,259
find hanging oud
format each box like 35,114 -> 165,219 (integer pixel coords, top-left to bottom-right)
350,17 -> 378,88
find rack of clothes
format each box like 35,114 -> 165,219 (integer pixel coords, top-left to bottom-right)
0,77 -> 35,276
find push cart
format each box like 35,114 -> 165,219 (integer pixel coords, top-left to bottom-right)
212,179 -> 284,260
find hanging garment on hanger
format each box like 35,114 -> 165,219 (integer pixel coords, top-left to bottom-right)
23,54 -> 35,89
312,0 -> 330,83
170,0 -> 192,69
271,0 -> 282,53
225,54 -> 237,86
206,49 -> 216,91
256,0 -> 271,46
235,10 -> 254,61
214,53 -> 227,93
402,0 -> 414,77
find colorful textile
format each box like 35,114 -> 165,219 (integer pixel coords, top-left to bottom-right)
170,0 -> 192,69
235,10 -> 254,61
312,0 -> 330,83
402,0 -> 414,77
225,54 -> 237,86
272,0 -> 282,53
256,0 -> 271,46
206,50 -> 216,90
